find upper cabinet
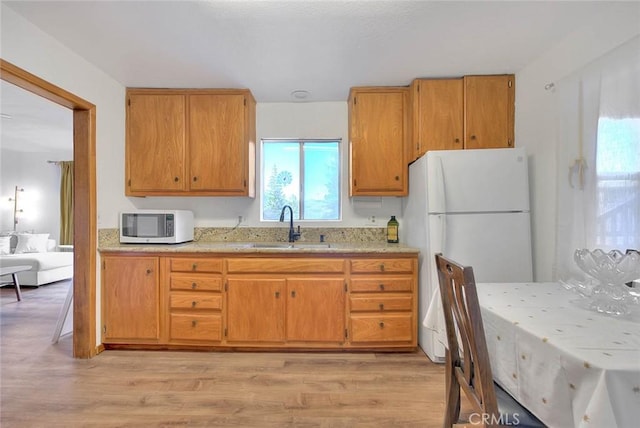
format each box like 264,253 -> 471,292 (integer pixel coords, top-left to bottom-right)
410,78 -> 464,159
348,87 -> 409,197
409,74 -> 515,161
126,88 -> 256,197
464,75 -> 515,150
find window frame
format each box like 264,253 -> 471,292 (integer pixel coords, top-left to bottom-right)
260,138 -> 342,222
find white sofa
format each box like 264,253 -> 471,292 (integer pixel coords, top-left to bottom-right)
0,235 -> 73,286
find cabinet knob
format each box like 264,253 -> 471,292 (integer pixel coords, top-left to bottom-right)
379,283 -> 385,291
191,282 -> 197,289
174,177 -> 179,182
191,301 -> 197,308
379,264 -> 385,272
192,263 -> 197,271
145,269 -> 152,275
379,303 -> 384,311
471,135 -> 477,140
395,176 -> 400,181
275,291 -> 280,298
193,176 -> 198,182
291,290 -> 296,298
191,320 -> 198,327
379,321 -> 385,329
455,138 -> 460,143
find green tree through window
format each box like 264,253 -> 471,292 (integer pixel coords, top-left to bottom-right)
262,139 -> 340,220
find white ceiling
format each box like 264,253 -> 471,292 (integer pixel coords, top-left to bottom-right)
1,1 -> 639,152
1,80 -> 73,153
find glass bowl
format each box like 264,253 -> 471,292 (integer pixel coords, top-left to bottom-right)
567,249 -> 640,316
574,249 -> 640,285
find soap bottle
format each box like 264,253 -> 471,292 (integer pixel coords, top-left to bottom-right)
387,216 -> 399,243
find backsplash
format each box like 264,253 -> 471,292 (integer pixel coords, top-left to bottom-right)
98,227 -> 387,247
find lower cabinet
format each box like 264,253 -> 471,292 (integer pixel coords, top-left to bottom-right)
101,252 -> 417,350
167,257 -> 223,344
102,255 -> 160,344
286,278 -> 345,343
348,258 -> 417,347
226,278 -> 286,343
225,258 -> 346,347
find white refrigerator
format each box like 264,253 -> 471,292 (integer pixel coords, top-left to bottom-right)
401,148 -> 533,362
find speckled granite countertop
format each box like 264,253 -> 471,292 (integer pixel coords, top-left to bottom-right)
98,227 -> 419,254
98,241 -> 419,254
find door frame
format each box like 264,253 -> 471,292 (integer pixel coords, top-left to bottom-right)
1,59 -> 97,358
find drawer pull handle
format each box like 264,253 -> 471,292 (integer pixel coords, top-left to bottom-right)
379,264 -> 385,272
191,301 -> 197,308
379,283 -> 385,291
291,290 -> 296,298
275,291 -> 280,298
191,320 -> 198,327
379,303 -> 384,311
191,282 -> 197,289
192,263 -> 197,271
379,321 -> 385,329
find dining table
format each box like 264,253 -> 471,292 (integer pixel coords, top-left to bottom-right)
476,282 -> 640,428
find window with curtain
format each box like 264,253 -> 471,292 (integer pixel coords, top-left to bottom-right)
554,36 -> 640,280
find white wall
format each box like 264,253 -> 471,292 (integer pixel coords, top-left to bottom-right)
0,148 -> 72,242
515,5 -> 640,281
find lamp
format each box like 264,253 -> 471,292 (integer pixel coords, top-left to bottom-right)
8,186 -> 24,231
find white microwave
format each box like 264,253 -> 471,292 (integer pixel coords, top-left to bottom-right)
119,210 -> 194,244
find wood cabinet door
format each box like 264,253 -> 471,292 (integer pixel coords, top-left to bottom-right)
412,79 -> 464,160
126,93 -> 186,193
189,94 -> 247,193
349,88 -> 408,196
226,278 -> 285,343
286,278 -> 345,343
464,75 -> 515,149
102,256 -> 160,342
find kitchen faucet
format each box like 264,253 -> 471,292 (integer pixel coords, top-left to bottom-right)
279,205 -> 301,243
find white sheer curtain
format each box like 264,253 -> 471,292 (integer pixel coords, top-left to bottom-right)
554,36 -> 640,281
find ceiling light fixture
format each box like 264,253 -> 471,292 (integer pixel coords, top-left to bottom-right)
290,90 -> 311,101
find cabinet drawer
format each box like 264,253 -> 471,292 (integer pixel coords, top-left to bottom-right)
350,277 -> 413,293
170,292 -> 222,310
350,314 -> 413,343
170,313 -> 222,341
227,258 -> 344,273
351,258 -> 413,273
170,258 -> 223,273
350,295 -> 412,312
170,275 -> 222,291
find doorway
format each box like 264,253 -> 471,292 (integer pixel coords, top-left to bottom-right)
1,59 -> 97,358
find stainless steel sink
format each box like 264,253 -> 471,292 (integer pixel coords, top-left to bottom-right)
249,243 -> 295,249
226,242 -> 331,250
292,243 -> 331,249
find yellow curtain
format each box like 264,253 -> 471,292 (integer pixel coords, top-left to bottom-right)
59,161 -> 74,245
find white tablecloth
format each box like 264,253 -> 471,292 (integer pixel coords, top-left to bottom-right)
477,282 -> 640,428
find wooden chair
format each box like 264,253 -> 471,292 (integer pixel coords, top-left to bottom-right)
435,254 -> 545,428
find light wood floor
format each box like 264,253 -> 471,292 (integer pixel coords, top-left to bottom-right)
1,281 -> 446,427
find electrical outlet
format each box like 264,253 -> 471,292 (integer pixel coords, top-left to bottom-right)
369,216 -> 376,223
